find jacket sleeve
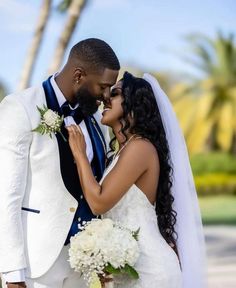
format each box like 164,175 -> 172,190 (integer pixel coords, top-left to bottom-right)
0,95 -> 32,273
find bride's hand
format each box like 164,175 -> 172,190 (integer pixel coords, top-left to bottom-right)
66,125 -> 87,161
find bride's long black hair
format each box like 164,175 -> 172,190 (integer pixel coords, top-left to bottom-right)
109,72 -> 178,255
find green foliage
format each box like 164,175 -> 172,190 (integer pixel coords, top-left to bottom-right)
105,263 -> 122,275
57,0 -> 72,12
57,0 -> 86,12
37,104 -> 47,115
105,263 -> 139,279
194,173 -> 236,196
191,152 -> 236,175
132,228 -> 140,241
122,264 -> 139,279
199,195 -> 236,225
191,152 -> 236,196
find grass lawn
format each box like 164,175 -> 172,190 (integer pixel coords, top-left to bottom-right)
199,195 -> 236,225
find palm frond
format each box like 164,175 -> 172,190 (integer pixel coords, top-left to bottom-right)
57,0 -> 72,12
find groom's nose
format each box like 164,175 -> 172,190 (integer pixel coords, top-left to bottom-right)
103,98 -> 111,108
102,87 -> 111,102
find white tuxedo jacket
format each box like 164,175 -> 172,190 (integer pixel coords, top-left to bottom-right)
0,86 -> 108,278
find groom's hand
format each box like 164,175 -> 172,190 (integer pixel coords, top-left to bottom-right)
7,282 -> 27,288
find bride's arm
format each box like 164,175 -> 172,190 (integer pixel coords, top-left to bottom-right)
67,125 -> 158,215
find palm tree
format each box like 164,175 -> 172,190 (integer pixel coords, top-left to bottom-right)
173,32 -> 236,154
47,0 -> 87,75
18,0 -> 52,90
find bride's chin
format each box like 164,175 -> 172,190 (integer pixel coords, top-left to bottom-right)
101,116 -> 111,126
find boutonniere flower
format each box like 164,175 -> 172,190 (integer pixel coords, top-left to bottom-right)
32,105 -> 66,141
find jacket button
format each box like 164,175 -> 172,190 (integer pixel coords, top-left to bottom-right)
70,207 -> 76,212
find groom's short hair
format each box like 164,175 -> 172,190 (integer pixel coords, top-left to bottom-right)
69,38 -> 120,72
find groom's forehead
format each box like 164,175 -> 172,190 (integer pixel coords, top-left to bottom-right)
99,68 -> 118,82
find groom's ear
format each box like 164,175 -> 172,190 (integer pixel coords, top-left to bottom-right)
73,67 -> 86,84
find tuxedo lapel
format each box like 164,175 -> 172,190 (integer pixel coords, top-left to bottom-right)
42,77 -> 76,196
42,76 -> 61,113
42,76 -> 106,187
42,76 -> 68,141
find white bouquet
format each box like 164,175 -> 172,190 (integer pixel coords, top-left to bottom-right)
69,218 -> 140,288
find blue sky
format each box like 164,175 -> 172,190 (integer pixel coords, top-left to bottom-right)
0,0 -> 235,93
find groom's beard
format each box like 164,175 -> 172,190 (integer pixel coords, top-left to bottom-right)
75,87 -> 99,116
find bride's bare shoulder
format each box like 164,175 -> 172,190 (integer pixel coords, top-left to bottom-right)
119,137 -> 158,166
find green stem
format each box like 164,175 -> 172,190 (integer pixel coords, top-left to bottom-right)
59,131 -> 67,142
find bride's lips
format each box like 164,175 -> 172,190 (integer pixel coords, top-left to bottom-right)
102,107 -> 111,116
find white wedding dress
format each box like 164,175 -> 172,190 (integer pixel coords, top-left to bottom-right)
101,156 -> 182,288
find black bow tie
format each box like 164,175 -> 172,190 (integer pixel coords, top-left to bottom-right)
61,102 -> 85,123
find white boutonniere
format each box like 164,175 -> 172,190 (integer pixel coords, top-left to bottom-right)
32,105 -> 66,141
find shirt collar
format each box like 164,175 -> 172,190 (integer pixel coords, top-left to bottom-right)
50,73 -> 79,109
50,73 -> 67,107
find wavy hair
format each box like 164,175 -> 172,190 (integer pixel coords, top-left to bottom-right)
109,72 -> 178,256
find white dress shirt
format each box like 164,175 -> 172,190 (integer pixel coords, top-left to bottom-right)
50,74 -> 94,162
2,75 -> 94,283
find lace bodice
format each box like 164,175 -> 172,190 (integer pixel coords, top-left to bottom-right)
104,182 -> 157,228
102,156 -> 157,228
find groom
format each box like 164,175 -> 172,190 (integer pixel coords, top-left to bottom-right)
0,38 -> 120,288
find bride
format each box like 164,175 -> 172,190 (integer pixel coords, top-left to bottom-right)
67,72 -> 206,288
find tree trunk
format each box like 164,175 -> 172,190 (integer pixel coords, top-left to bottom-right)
18,0 -> 52,91
47,0 -> 86,75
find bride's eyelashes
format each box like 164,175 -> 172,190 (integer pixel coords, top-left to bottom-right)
110,88 -> 121,98
111,91 -> 118,98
